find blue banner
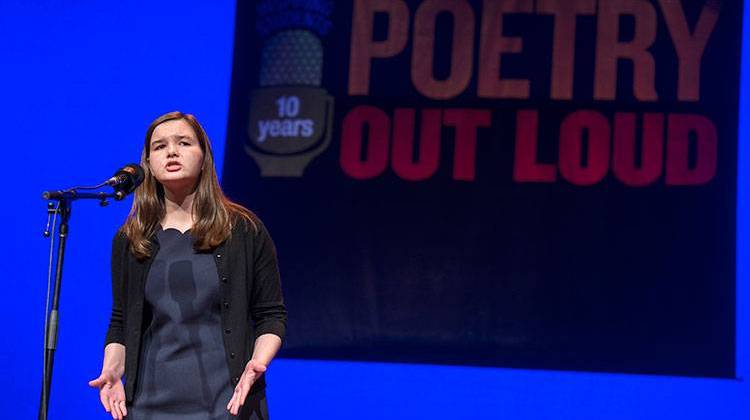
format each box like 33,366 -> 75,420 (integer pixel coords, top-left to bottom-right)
222,0 -> 740,377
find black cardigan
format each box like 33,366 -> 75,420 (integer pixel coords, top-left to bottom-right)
104,217 -> 287,402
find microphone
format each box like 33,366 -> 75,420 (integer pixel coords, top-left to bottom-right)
244,1 -> 334,176
107,163 -> 145,200
41,163 -> 145,202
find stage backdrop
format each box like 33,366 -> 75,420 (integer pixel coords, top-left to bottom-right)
222,0 -> 741,378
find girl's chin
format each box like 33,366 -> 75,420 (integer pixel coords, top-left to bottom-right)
157,172 -> 194,181
157,177 -> 199,191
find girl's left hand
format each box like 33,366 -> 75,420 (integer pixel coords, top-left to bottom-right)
227,359 -> 267,416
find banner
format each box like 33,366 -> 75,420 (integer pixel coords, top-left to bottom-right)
222,0 -> 741,377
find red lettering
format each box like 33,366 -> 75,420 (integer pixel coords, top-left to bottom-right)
612,112 -> 664,186
443,109 -> 491,181
340,105 -> 391,179
665,114 -> 717,185
559,110 -> 610,185
513,109 -> 557,182
392,108 -> 442,181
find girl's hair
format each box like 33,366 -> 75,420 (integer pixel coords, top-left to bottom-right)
122,111 -> 255,259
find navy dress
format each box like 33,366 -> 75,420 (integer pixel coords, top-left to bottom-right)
128,227 -> 249,419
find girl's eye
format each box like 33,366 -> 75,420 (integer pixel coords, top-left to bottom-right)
180,141 -> 191,146
153,144 -> 165,150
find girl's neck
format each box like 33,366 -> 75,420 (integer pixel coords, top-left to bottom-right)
162,187 -> 197,230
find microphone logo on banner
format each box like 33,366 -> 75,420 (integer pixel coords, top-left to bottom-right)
245,1 -> 334,177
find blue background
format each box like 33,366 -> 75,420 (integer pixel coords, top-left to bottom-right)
1,1 -> 747,418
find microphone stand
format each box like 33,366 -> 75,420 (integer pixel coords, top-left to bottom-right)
38,188 -> 119,420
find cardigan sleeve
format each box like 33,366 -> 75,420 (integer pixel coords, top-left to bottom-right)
248,220 -> 288,342
104,231 -> 128,346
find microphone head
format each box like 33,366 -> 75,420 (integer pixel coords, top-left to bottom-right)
120,163 -> 145,186
112,163 -> 145,200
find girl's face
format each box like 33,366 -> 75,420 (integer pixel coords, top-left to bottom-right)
148,119 -> 204,193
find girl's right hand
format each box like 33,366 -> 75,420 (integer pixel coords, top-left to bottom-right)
88,370 -> 127,419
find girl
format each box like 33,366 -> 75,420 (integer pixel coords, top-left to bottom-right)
89,111 -> 287,419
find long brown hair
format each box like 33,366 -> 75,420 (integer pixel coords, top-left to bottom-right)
122,111 -> 256,259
